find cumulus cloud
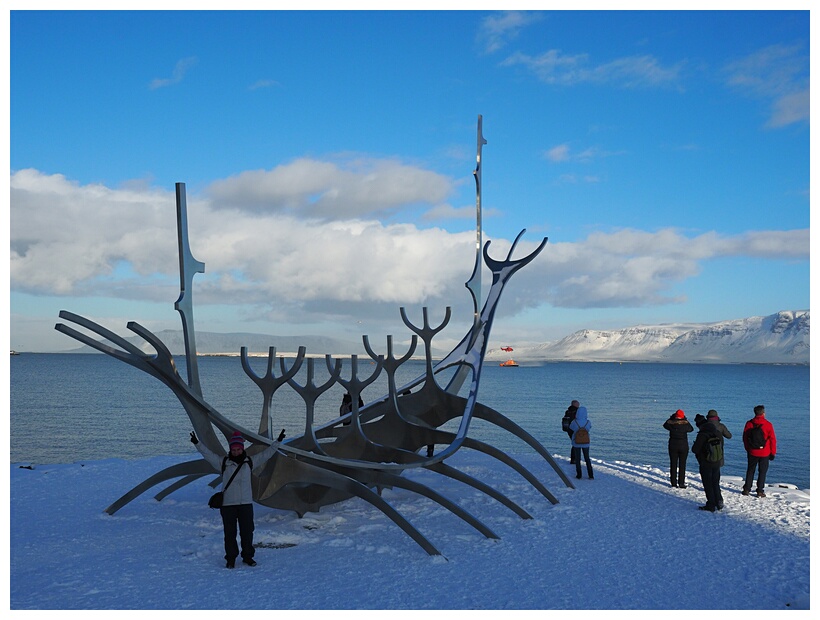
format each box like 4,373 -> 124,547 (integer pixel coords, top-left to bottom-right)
501,50 -> 682,89
149,56 -> 198,90
723,44 -> 809,128
512,227 -> 809,309
205,157 -> 454,219
10,170 -> 809,328
477,10 -> 543,54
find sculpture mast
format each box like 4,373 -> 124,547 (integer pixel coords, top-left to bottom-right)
445,115 -> 486,395
174,183 -> 206,396
467,114 -> 486,327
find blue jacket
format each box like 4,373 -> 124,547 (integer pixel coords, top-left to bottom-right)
569,406 -> 591,448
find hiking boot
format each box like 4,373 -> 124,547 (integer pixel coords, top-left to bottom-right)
242,558 -> 257,567
588,475 -> 594,479
226,559 -> 235,569
679,484 -> 687,489
671,482 -> 678,488
576,474 -> 582,479
756,490 -> 766,498
698,505 -> 716,512
741,489 -> 750,496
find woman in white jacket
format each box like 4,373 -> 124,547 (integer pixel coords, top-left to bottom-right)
190,430 -> 280,568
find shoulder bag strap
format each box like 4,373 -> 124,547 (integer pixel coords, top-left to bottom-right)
222,457 -> 245,491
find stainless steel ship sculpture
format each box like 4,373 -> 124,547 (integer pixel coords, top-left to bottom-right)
55,116 -> 573,556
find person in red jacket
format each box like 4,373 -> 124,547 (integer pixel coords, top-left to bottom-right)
741,405 -> 777,498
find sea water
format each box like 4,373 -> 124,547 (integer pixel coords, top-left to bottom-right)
9,353 -> 810,490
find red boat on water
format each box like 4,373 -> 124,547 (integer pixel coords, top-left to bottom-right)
499,346 -> 519,367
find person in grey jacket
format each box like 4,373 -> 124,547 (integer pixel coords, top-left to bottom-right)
190,430 -> 281,568
706,409 -> 732,439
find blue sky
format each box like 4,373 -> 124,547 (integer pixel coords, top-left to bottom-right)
8,9 -> 811,353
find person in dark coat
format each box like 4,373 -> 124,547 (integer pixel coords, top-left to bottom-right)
741,404 -> 777,498
561,400 -> 579,464
707,409 -> 732,439
691,414 -> 725,512
663,409 -> 693,488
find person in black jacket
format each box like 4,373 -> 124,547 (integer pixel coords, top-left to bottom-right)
663,409 -> 693,488
561,400 -> 579,464
691,414 -> 725,512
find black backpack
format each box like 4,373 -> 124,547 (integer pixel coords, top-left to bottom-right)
745,425 -> 766,450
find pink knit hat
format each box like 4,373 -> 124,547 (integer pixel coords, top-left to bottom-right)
229,431 -> 245,447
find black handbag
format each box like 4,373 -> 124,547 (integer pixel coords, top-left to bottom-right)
208,457 -> 245,509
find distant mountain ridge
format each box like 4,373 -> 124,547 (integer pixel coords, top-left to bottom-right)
64,311 -> 809,364
486,310 -> 809,364
67,330 -> 366,357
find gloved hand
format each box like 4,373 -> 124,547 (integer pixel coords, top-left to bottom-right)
277,429 -> 286,442
190,431 -> 199,445
769,454 -> 775,461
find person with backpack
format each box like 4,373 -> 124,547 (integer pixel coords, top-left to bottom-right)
691,413 -> 725,512
663,409 -> 693,488
707,409 -> 732,439
561,400 -> 580,464
569,405 -> 593,480
190,430 -> 283,568
741,405 -> 777,498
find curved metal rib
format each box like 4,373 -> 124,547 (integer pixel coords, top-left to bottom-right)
337,466 -> 499,539
425,462 -> 532,520
104,459 -> 215,515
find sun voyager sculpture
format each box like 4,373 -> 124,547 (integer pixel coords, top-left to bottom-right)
55,116 -> 574,556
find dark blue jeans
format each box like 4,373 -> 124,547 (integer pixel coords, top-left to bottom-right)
743,454 -> 770,494
699,464 -> 723,509
572,446 -> 593,478
220,503 -> 255,562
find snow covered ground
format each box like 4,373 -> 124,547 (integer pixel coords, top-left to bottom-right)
9,450 -> 810,610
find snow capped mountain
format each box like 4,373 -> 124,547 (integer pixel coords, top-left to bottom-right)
487,310 -> 809,364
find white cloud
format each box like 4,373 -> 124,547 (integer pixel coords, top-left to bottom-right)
477,10 -> 543,54
10,171 -> 809,330
249,79 -> 281,91
545,144 -> 625,164
205,157 -> 454,219
546,144 -> 570,162
723,43 -> 809,128
501,50 -> 682,89
149,56 -> 198,90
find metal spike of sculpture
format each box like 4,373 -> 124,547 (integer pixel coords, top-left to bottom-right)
55,116 -> 573,556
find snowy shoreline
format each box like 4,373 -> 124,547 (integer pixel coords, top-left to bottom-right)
10,451 -> 810,610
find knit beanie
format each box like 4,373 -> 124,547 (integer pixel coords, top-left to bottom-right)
571,400 -> 580,408
229,431 -> 245,447
707,409 -> 719,419
675,409 -> 685,419
694,414 -> 706,427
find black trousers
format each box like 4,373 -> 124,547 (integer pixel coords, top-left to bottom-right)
668,443 -> 689,486
699,464 -> 723,509
220,503 -> 255,561
743,454 -> 771,494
